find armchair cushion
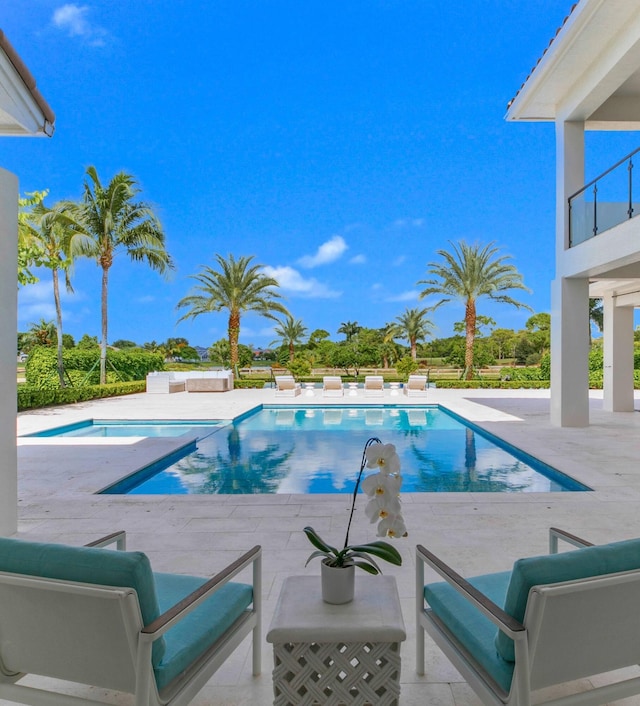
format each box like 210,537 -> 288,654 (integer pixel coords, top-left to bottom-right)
496,537 -> 640,661
0,537 -> 165,665
425,571 -> 513,694
153,572 -> 253,691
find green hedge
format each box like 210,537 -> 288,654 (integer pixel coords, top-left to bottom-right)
18,381 -> 146,411
435,380 -> 550,389
233,380 -> 268,389
25,347 -> 164,389
588,370 -> 640,389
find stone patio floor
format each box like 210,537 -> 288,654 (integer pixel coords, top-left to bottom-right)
13,387 -> 640,705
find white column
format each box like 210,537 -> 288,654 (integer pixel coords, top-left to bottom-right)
550,277 -> 590,427
0,167 -> 18,536
550,120 -> 589,427
602,295 -> 635,412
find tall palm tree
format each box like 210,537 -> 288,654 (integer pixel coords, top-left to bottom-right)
177,254 -> 289,370
392,307 -> 434,360
27,202 -> 76,386
337,320 -> 361,341
270,315 -> 308,362
418,241 -> 531,379
66,166 -> 174,384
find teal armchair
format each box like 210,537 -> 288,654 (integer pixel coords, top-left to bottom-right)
0,532 -> 261,706
416,528 -> 640,706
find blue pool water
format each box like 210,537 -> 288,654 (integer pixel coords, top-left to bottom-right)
25,419 -> 223,439
101,405 -> 589,494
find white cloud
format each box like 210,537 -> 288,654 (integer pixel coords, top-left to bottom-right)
136,295 -> 156,304
263,265 -> 341,298
392,218 -> 425,229
385,290 -> 420,303
52,4 -> 109,46
298,235 -> 347,268
349,254 -> 367,265
18,280 -> 83,326
393,255 -> 406,266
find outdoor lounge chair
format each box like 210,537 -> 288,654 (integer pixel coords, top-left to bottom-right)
416,527 -> 640,706
274,375 -> 301,397
364,375 -> 384,396
0,532 -> 261,706
322,376 -> 344,397
404,374 -> 428,397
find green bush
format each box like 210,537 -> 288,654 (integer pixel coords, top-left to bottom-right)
499,366 -> 544,381
18,381 -> 146,411
396,356 -> 419,380
287,356 -> 312,379
25,346 -> 164,388
539,353 -> 550,379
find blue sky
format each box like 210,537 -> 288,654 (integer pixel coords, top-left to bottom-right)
3,1 -> 638,349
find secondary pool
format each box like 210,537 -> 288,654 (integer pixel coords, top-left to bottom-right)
24,419 -> 224,439
100,405 -> 590,494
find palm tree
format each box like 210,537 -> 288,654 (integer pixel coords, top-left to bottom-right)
418,241 -> 531,380
66,166 -> 174,384
177,254 -> 289,370
337,320 -> 361,341
27,319 -> 56,347
589,298 -> 603,345
392,307 -> 433,360
27,201 -> 77,386
271,315 -> 308,362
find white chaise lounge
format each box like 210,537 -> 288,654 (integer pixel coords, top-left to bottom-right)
364,375 -> 384,397
404,374 -> 428,397
322,376 -> 344,397
275,375 -> 301,397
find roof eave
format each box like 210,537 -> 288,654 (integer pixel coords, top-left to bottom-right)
0,29 -> 55,137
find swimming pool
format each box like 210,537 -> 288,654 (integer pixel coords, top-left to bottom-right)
24,419 -> 223,439
100,405 -> 589,494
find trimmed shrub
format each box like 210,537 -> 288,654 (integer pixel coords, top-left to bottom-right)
435,380 -> 550,389
25,346 -> 164,388
233,379 -> 267,389
18,381 -> 146,411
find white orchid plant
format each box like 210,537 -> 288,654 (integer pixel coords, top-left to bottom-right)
304,437 -> 407,574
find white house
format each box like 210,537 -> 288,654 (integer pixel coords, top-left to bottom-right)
0,30 -> 55,535
506,0 -> 640,427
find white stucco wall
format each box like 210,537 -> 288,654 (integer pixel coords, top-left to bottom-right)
0,167 -> 18,535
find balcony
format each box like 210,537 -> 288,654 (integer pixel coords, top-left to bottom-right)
569,147 -> 640,247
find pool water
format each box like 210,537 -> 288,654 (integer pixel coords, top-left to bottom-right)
101,406 -> 589,494
25,419 -> 223,439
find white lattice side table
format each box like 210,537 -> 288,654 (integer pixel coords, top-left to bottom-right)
267,575 -> 406,705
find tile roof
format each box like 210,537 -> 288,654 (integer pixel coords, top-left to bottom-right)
0,29 -> 55,135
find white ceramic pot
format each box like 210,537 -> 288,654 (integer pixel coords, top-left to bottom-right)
321,559 -> 355,604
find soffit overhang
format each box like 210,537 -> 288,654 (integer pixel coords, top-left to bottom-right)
0,30 -> 54,137
506,0 -> 640,129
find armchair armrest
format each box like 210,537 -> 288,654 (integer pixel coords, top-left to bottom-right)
549,527 -> 593,553
416,544 -> 524,639
85,530 -> 127,550
142,545 -> 262,639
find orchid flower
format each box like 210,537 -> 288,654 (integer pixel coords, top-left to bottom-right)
365,442 -> 401,475
304,437 -> 407,575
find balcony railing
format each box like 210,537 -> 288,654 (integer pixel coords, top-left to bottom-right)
568,146 -> 640,247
